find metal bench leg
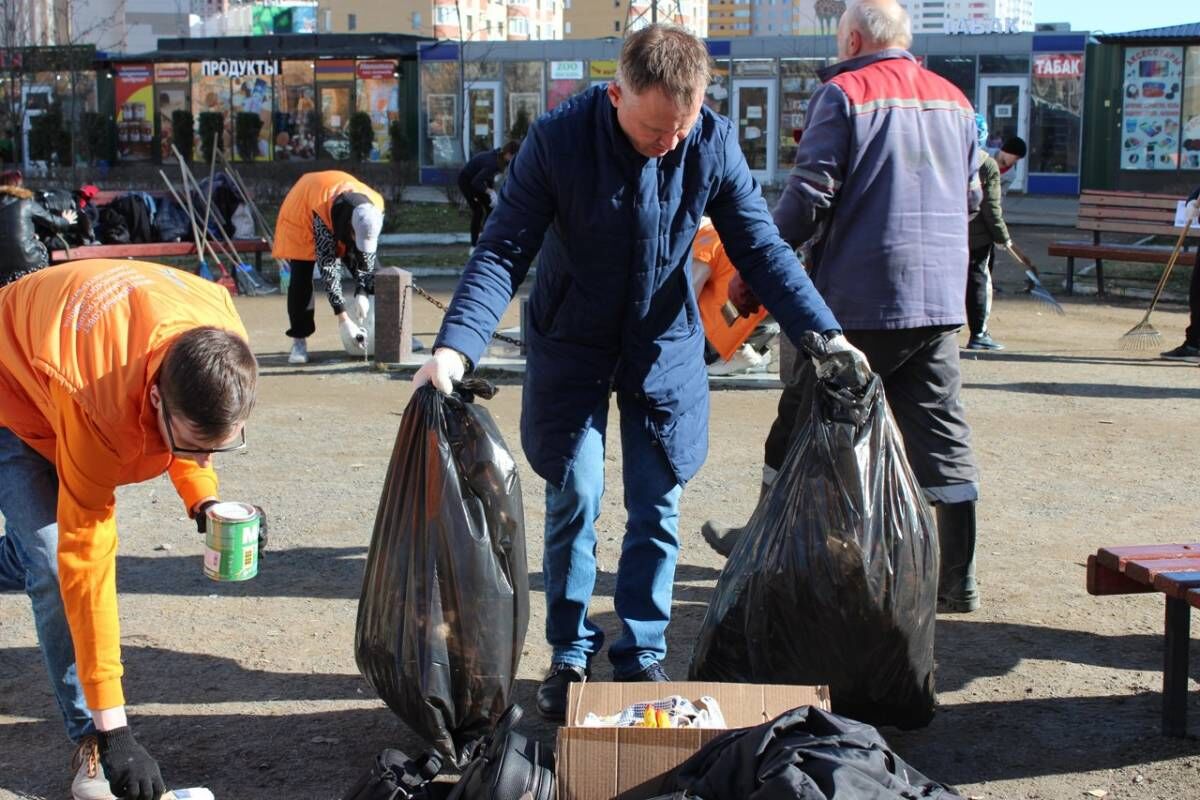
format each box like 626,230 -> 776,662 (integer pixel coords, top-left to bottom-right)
1163,596 -> 1190,737
1066,257 -> 1075,295
1096,259 -> 1105,298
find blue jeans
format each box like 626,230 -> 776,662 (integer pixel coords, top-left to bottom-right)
0,428 -> 95,742
543,394 -> 683,677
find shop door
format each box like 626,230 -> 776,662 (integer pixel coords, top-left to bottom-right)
465,82 -> 502,159
979,76 -> 1029,192
21,85 -> 52,173
732,79 -> 777,182
319,84 -> 353,160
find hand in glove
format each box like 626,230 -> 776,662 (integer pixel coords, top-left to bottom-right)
727,273 -> 762,317
195,501 -> 268,557
413,347 -> 466,395
1186,198 -> 1199,222
353,293 -> 371,324
486,189 -> 498,208
97,727 -> 164,800
338,315 -> 368,352
818,333 -> 872,388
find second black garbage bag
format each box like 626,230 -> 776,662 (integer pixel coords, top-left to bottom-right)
690,333 -> 939,729
356,379 -> 530,764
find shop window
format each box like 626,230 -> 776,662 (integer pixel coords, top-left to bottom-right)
1119,46 -> 1182,171
155,63 -> 191,163
1182,46 -> 1200,170
231,70 -> 273,161
191,62 -> 231,157
274,61 -> 317,160
926,55 -> 976,106
505,61 -> 544,139
704,59 -> 731,118
1030,52 -> 1084,174
356,60 -> 400,162
421,60 -> 462,167
778,58 -> 825,170
979,55 -> 1029,74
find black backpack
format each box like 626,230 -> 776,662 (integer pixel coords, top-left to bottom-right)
448,706 -> 554,800
342,749 -> 447,800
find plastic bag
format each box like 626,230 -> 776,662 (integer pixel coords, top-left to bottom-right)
689,332 -> 938,729
356,379 -> 530,764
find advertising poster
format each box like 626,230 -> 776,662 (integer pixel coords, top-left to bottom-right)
155,63 -> 189,162
1121,46 -> 1183,171
273,61 -> 317,160
115,64 -> 154,161
356,60 -> 399,161
191,63 -> 231,156
1182,47 -> 1200,170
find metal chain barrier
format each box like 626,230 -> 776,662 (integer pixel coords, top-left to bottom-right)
412,284 -> 525,350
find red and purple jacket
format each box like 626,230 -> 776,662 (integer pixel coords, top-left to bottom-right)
774,49 -> 982,330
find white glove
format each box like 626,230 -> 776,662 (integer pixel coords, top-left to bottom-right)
338,316 -> 367,352
819,333 -> 872,387
353,294 -> 371,324
413,347 -> 466,395
486,189 -> 498,208
1186,199 -> 1199,221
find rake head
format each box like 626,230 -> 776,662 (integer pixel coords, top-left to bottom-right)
1023,270 -> 1065,315
1119,319 -> 1163,350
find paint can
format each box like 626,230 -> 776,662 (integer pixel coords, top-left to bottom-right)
203,502 -> 260,582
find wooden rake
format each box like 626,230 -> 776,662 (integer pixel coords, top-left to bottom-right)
1119,214 -> 1196,350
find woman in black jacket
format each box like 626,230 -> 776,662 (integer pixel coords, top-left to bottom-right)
0,184 -> 77,287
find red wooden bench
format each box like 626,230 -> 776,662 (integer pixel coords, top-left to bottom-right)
1086,543 -> 1200,736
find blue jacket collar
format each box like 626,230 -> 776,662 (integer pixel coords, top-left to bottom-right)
818,48 -> 915,82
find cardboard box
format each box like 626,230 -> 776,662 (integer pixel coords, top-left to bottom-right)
556,681 -> 831,800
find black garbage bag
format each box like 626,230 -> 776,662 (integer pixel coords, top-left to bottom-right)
668,705 -> 963,800
356,379 -> 530,765
690,332 -> 938,729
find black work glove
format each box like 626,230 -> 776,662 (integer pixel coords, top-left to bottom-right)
97,726 -> 164,800
194,500 -> 268,559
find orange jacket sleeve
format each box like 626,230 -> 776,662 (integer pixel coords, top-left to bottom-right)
50,381 -> 125,710
168,457 -> 220,515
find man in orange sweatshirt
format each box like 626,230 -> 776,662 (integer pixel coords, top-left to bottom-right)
0,259 -> 258,800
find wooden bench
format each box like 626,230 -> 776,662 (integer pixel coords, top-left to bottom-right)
1086,543 -> 1200,736
49,189 -> 272,270
1047,190 -> 1198,296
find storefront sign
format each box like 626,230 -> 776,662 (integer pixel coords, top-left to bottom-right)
590,60 -> 617,80
550,61 -> 583,81
1033,53 -> 1082,78
201,59 -> 280,78
946,17 -> 1021,35
154,63 -> 190,83
1121,47 -> 1183,171
356,60 -> 396,80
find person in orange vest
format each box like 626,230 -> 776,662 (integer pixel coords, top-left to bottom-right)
0,260 -> 259,800
273,170 -> 384,364
691,218 -> 774,375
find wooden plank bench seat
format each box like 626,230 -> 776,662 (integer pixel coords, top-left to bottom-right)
1048,190 -> 1198,296
1087,542 -> 1200,736
49,239 -> 271,268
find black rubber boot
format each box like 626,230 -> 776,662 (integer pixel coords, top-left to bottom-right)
935,500 -> 980,613
701,482 -> 770,558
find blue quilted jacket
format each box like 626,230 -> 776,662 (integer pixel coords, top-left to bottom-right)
436,86 -> 839,487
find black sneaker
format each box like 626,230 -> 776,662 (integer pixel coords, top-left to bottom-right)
536,663 -> 588,722
966,333 -> 1005,351
1160,343 -> 1200,363
615,661 -> 671,682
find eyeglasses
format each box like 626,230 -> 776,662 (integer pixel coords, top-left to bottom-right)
160,395 -> 247,456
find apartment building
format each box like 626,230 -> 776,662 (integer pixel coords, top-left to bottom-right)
563,0 -> 707,39
316,0 -> 563,41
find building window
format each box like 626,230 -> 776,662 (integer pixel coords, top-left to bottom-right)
434,6 -> 457,24
614,20 -> 620,31
511,17 -> 529,35
565,20 -> 571,33
412,11 -> 422,31
348,13 -> 356,30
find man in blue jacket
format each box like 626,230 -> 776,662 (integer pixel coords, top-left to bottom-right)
414,24 -> 866,720
703,0 -> 985,614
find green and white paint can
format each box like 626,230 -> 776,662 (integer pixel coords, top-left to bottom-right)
203,502 -> 260,582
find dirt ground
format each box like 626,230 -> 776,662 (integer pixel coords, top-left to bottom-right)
3,227 -> 1200,799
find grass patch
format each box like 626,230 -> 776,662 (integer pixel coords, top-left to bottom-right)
384,202 -> 470,234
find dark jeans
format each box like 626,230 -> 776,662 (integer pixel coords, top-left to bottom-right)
765,327 -> 979,505
1186,244 -> 1200,346
458,177 -> 490,246
965,244 -> 995,337
285,259 -> 317,339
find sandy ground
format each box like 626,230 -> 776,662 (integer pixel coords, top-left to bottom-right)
3,230 -> 1200,799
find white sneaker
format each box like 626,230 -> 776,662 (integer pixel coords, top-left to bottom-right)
707,344 -> 772,376
288,338 -> 308,364
71,736 -> 116,800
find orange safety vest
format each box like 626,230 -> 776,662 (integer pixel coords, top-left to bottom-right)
694,220 -> 769,362
0,259 -> 249,710
273,170 -> 384,261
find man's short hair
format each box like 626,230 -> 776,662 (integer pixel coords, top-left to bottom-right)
1001,136 -> 1028,158
159,327 -> 257,439
615,24 -> 712,107
846,1 -> 913,50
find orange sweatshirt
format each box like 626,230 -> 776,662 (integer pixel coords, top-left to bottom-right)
273,170 -> 384,261
0,259 -> 249,710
